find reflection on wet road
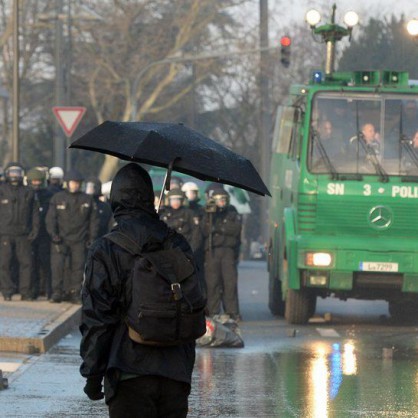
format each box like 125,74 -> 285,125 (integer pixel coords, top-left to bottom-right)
189,261 -> 418,417
190,342 -> 418,417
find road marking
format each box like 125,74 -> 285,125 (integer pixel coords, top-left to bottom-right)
316,328 -> 340,337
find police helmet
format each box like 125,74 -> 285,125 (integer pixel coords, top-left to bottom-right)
205,182 -> 225,198
181,182 -> 199,193
27,168 -> 47,190
27,168 -> 46,181
182,181 -> 200,201
212,189 -> 230,206
49,166 -> 64,180
169,176 -> 184,190
85,178 -> 102,197
65,169 -> 84,182
5,162 -> 24,185
166,188 -> 185,200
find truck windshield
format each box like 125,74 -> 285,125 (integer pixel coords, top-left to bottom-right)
308,93 -> 418,178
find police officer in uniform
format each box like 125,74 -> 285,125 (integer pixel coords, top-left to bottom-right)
181,181 -> 204,218
160,189 -> 201,253
181,181 -> 206,296
0,163 -> 39,301
202,188 -> 242,319
46,169 -> 99,303
85,178 -> 114,237
27,167 -> 53,299
47,166 -> 64,195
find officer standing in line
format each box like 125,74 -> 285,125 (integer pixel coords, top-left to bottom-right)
27,168 -> 53,299
181,181 -> 206,295
0,163 -> 39,301
85,178 -> 114,237
46,169 -> 99,303
202,188 -> 242,320
160,189 -> 202,253
181,181 -> 204,218
47,166 -> 64,195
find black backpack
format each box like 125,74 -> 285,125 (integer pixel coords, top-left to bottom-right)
106,230 -> 207,345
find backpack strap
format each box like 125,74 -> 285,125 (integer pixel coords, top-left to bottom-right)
104,231 -> 142,256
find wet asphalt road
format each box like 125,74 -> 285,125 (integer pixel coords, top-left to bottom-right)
2,261 -> 418,417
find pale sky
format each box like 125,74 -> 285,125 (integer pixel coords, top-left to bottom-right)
232,1 -> 417,41
271,0 -> 417,25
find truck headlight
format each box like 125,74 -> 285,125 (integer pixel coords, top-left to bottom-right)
305,252 -> 333,267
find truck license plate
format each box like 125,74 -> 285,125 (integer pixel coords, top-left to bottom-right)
359,262 -> 398,272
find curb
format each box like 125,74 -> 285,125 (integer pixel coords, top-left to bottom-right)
0,305 -> 81,354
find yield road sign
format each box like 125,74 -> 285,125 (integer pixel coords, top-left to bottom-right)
52,106 -> 86,138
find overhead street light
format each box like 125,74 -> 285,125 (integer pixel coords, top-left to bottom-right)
407,18 -> 418,37
306,9 -> 321,27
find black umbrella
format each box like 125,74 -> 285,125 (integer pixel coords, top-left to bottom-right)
69,121 -> 270,197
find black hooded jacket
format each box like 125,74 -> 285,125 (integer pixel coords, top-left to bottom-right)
79,164 -> 196,402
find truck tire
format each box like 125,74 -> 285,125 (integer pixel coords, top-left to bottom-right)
285,289 -> 312,324
308,295 -> 317,318
268,274 -> 285,316
389,300 -> 418,323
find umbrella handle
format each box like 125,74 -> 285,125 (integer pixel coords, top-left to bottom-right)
156,157 -> 181,214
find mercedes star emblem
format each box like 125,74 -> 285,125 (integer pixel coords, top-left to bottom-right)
368,206 -> 392,229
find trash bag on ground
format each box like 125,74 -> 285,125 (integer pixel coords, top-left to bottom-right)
196,315 -> 244,348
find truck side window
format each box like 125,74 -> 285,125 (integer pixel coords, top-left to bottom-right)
274,106 -> 298,155
289,107 -> 302,160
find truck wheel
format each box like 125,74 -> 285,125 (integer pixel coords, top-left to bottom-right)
285,289 -> 312,324
308,295 -> 317,318
268,274 -> 285,316
389,301 -> 418,323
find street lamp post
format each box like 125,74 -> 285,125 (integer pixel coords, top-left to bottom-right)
54,0 -> 66,169
12,0 -> 20,162
40,1 -> 101,170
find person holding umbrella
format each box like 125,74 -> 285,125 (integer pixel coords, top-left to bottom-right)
80,163 -> 196,417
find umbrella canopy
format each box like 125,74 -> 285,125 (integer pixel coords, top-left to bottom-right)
69,121 -> 270,197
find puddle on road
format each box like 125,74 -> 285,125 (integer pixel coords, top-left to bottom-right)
190,341 -> 418,417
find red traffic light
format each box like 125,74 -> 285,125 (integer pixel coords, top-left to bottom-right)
280,36 -> 291,47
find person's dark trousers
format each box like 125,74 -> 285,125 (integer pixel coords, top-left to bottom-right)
32,235 -> 52,298
204,247 -> 239,317
50,241 -> 86,300
194,247 -> 207,301
0,235 -> 33,299
66,241 -> 86,297
108,376 -> 190,418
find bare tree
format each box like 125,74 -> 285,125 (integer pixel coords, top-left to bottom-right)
70,0 -> 247,181
0,0 -> 55,165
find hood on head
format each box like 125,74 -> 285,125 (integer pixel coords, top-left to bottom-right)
110,163 -> 156,217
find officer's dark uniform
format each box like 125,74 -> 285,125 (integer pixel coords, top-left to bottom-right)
159,190 -> 202,252
85,178 -> 113,237
27,169 -> 54,299
0,165 -> 39,300
202,192 -> 241,318
46,171 -> 99,302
